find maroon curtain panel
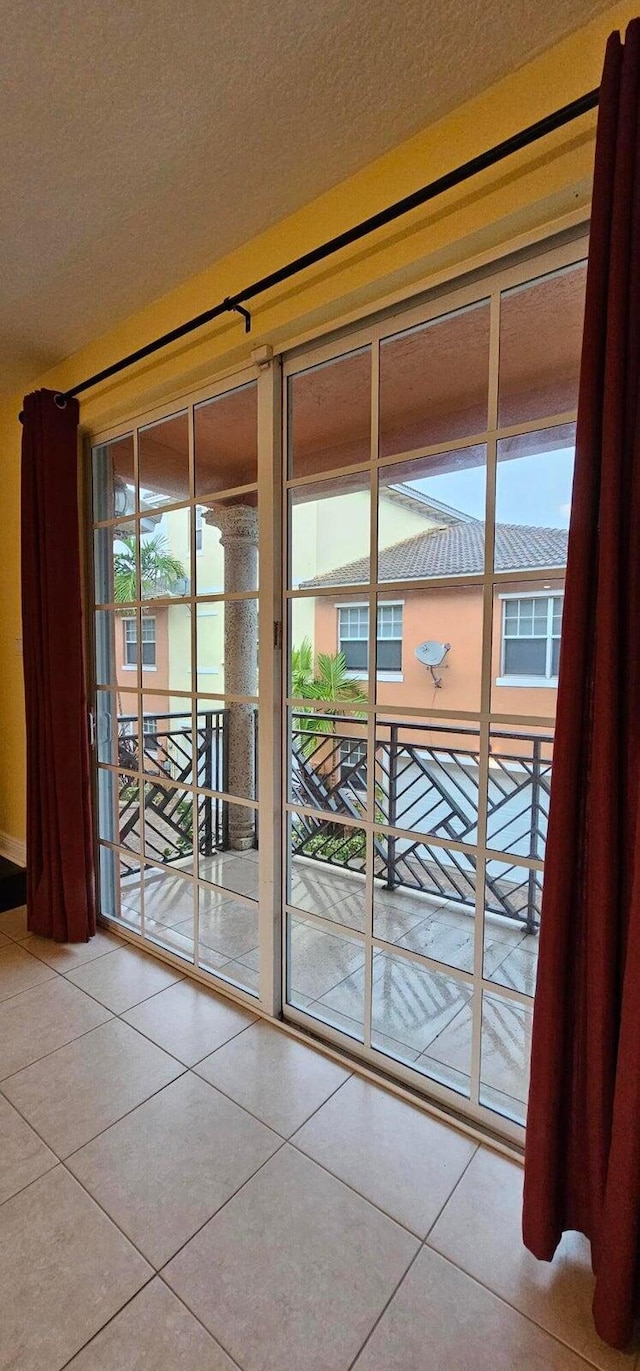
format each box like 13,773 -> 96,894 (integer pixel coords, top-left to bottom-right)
21,389 -> 96,942
523,20 -> 640,1351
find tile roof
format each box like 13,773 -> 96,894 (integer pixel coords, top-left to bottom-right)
302,520 -> 568,587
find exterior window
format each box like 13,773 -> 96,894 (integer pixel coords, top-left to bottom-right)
142,715 -> 158,735
122,616 -> 156,668
501,595 -> 562,681
195,505 -> 204,552
338,603 -> 403,672
340,739 -> 367,788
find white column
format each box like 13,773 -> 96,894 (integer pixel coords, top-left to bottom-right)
205,504 -> 258,850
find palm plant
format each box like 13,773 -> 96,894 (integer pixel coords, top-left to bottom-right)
113,533 -> 187,602
291,638 -> 366,753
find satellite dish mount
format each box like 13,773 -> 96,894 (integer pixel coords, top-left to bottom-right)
414,640 -> 451,689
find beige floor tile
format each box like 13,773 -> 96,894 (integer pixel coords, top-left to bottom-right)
0,977 -> 112,1080
0,1166 -> 151,1371
352,1246 -> 592,1371
2,1018 -> 184,1157
0,1094 -> 56,1203
429,1148 -> 633,1369
0,942 -> 56,1001
164,1145 -> 418,1371
0,905 -> 28,940
195,1020 -> 350,1136
65,1279 -> 238,1370
295,1074 -> 476,1235
0,929 -> 10,947
19,927 -> 122,973
122,977 -> 256,1065
65,946 -> 184,1013
67,1072 -> 279,1267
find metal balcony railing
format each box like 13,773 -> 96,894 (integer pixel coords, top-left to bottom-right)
115,708 -> 551,933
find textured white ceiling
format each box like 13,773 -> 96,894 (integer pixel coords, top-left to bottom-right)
0,0 -> 609,388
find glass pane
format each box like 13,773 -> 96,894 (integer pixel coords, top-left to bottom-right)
495,423 -> 573,571
379,300 -> 490,458
378,447 -> 487,583
140,509 -> 190,601
484,873 -> 540,999
196,599 -> 258,697
288,812 -> 366,932
197,886 -> 259,964
92,434 -> 135,522
198,790 -> 258,868
290,472 -> 370,591
288,348 -> 371,479
484,855 -> 542,943
288,708 -> 367,818
194,700 -> 229,795
486,730 -> 552,859
139,411 -> 189,510
288,593 -> 371,701
94,610 -> 120,687
371,951 -> 472,1093
98,772 -> 142,854
492,579 -> 564,716
196,497 -> 258,597
498,261 -> 587,427
97,689 -> 134,767
197,825 -> 260,900
374,719 -> 479,844
98,847 -> 141,933
94,525 -> 136,605
144,865 -> 195,962
195,381 -> 258,498
480,990 -> 532,1124
140,696 -> 194,783
287,913 -> 365,1035
375,578 -> 483,710
142,780 -> 195,872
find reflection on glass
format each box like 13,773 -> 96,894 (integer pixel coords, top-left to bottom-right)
290,472 -> 370,591
288,810 -> 366,932
499,261 -> 587,427
492,579 -> 565,717
197,885 -> 259,968
379,301 -> 490,458
288,348 -> 371,478
92,434 -> 135,523
139,411 -> 189,509
287,913 -> 365,1036
288,594 -> 371,700
143,865 -> 195,943
95,610 -> 119,687
142,781 -> 194,872
99,847 -> 142,932
480,989 -> 532,1123
371,951 -> 472,1095
486,730 -> 552,860
195,381 -> 258,498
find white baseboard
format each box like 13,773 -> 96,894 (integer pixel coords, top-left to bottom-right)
0,831 -> 26,868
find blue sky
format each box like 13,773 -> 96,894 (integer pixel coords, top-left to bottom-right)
412,446 -> 574,528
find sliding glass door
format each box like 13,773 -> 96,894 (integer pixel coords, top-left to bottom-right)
90,364 -> 280,1009
282,236 -> 587,1139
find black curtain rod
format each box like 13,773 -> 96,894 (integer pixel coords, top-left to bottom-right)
24,85 -> 599,418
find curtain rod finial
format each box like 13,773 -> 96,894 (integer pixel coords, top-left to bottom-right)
53,393 -> 67,409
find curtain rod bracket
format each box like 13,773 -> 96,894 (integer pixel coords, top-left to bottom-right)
224,299 -> 252,333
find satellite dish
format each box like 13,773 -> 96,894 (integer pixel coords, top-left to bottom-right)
414,640 -> 451,689
414,641 -> 450,667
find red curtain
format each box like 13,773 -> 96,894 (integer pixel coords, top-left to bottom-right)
523,20 -> 640,1351
21,389 -> 96,942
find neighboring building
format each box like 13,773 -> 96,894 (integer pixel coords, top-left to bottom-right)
302,518 -> 568,721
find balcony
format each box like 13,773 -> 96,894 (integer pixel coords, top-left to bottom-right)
113,708 -> 548,1118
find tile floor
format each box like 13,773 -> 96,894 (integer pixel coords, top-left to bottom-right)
0,904 -> 635,1371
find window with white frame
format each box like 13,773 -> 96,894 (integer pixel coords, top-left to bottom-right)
338,603 -> 403,673
339,738 -> 367,788
501,594 -> 563,682
122,615 -> 156,668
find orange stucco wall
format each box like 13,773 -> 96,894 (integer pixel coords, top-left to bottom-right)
115,606 -> 170,715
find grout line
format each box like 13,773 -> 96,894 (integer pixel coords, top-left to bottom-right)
156,1272 -> 246,1371
57,1271 -> 159,1370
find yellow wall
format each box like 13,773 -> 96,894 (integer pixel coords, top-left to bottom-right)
0,1 -> 636,848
